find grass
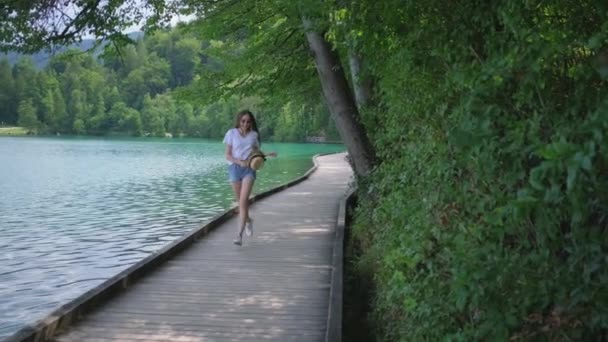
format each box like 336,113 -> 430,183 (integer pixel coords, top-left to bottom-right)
0,126 -> 29,135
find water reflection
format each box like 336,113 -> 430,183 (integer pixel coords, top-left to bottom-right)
0,137 -> 343,338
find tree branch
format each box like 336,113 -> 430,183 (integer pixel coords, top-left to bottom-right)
47,0 -> 102,43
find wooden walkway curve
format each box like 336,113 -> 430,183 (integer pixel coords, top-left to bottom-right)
50,153 -> 353,342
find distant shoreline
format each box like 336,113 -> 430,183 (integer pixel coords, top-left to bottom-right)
0,128 -> 343,144
0,127 -> 28,135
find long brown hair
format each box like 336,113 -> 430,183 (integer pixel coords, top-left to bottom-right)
234,110 -> 261,144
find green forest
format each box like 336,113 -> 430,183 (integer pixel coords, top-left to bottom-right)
2,0 -> 608,340
0,30 -> 338,141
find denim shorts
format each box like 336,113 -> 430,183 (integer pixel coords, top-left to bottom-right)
228,163 -> 257,182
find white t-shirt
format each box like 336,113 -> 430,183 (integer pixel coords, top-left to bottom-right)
223,128 -> 259,164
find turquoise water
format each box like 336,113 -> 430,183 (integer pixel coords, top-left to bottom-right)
0,136 -> 344,339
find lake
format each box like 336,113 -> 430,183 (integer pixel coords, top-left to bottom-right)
0,136 -> 344,339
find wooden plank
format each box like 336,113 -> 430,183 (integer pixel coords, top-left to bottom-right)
56,323 -> 325,334
97,301 -> 328,312
55,329 -> 324,342
104,290 -> 328,300
59,319 -> 326,333
57,327 -> 324,340
80,313 -> 326,326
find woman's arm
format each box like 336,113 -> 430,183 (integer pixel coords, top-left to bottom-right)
254,134 -> 276,158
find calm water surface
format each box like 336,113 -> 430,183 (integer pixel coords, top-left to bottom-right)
0,136 -> 344,339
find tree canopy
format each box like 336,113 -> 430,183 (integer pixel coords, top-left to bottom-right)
0,0 -> 176,53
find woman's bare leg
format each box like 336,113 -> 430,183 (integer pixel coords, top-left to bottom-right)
231,181 -> 245,235
230,182 -> 241,205
237,177 -> 255,236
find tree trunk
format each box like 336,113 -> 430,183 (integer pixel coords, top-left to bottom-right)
302,18 -> 375,177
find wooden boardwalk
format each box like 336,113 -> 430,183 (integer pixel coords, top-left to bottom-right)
51,153 -> 353,342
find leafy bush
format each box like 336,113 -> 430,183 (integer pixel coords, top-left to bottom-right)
350,0 -> 608,340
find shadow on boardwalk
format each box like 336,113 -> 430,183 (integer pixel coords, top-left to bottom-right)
44,152 -> 353,342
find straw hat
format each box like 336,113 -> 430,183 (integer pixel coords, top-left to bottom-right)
247,149 -> 266,170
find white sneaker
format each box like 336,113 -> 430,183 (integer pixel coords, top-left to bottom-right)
233,235 -> 242,246
245,218 -> 254,237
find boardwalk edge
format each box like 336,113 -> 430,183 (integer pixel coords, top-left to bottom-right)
326,185 -> 356,342
3,152 -> 343,342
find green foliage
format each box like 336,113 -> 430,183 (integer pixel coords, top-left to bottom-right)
349,0 -> 608,340
147,30 -> 202,88
178,0 -> 328,119
0,26 -> 332,140
0,0 -> 173,53
17,99 -> 39,132
0,58 -> 15,124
